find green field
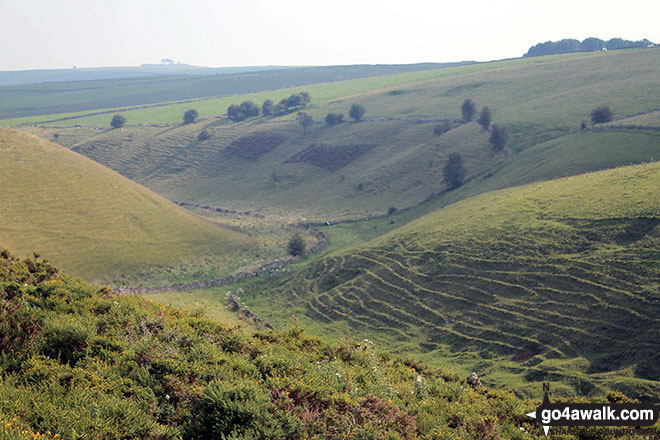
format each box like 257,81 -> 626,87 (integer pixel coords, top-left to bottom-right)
0,128 -> 257,285
238,162 -> 660,402
0,63 -> 459,120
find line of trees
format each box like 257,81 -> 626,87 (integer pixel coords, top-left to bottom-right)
227,92 -> 311,122
524,37 -> 654,57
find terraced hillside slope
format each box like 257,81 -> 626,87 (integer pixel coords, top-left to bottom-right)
19,48 -> 660,223
0,251 -> 567,440
0,128 -> 252,285
243,162 -> 660,402
34,118 -> 504,221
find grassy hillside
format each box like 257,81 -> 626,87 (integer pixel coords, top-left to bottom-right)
9,49 -> 657,153
38,117 -> 504,220
0,250 -> 579,440
13,48 -> 658,224
0,64 -> 290,86
241,162 -> 660,402
0,63 -> 457,120
0,128 -> 255,285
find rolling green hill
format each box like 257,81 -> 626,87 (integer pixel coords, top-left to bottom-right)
0,250 -> 581,440
50,118 -> 503,221
12,49 -> 658,153
16,48 -> 660,224
0,128 -> 254,285
0,63 -> 458,120
240,162 -> 660,402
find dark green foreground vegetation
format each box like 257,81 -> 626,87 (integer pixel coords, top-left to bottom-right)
3,252 -> 657,439
0,251 -> 559,440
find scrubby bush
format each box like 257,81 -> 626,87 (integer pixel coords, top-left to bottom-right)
478,106 -> 492,129
110,114 -> 126,128
461,99 -> 476,122
262,99 -> 274,116
288,234 -> 306,256
183,109 -> 199,124
197,130 -> 211,141
227,101 -> 260,122
490,124 -> 508,152
325,113 -> 344,125
443,152 -> 466,189
349,104 -> 366,121
591,105 -> 613,124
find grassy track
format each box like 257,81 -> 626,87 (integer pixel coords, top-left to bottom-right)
239,162 -> 660,402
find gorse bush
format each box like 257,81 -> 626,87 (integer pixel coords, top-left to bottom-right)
0,250 -> 595,439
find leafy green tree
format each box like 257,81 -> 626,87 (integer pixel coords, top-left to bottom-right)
590,105 -> 613,124
262,99 -> 274,116
477,106 -> 492,129
325,113 -> 344,125
443,152 -> 466,189
183,109 -> 199,124
110,114 -> 126,128
349,104 -> 366,122
239,101 -> 260,118
490,124 -> 508,152
297,112 -> 314,134
227,101 -> 260,122
287,234 -> 306,256
461,99 -> 476,122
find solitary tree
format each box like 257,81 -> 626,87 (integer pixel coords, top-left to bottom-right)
262,99 -> 274,116
490,125 -> 508,152
477,106 -> 492,129
461,99 -> 476,122
590,105 -> 613,124
111,114 -> 126,128
297,112 -> 314,134
183,109 -> 199,124
287,234 -> 306,256
349,104 -> 366,122
197,130 -> 211,141
443,152 -> 466,189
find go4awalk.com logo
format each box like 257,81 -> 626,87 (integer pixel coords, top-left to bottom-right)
526,384 -> 659,437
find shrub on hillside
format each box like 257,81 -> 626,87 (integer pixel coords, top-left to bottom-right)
325,113 -> 344,125
288,234 -> 306,256
110,114 -> 126,128
490,124 -> 508,152
297,112 -> 314,134
349,104 -> 366,122
262,99 -> 274,116
591,105 -> 613,124
227,101 -> 260,122
478,106 -> 492,129
183,109 -> 199,124
197,130 -> 211,141
461,99 -> 476,122
443,152 -> 466,189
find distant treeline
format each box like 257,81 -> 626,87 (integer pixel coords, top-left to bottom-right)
524,37 -> 655,57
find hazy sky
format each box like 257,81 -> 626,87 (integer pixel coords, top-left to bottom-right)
2,0 -> 659,70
